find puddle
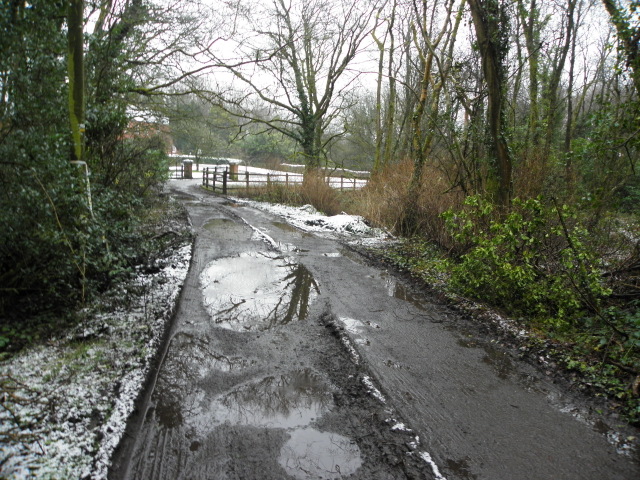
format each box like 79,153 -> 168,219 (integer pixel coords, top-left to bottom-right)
384,277 -> 426,310
339,247 -> 366,265
200,252 -> 319,331
206,369 -> 333,429
153,333 -> 257,429
481,347 -> 515,380
445,457 -> 478,480
171,332 -> 256,374
272,221 -> 312,237
203,218 -> 235,231
171,192 -> 197,201
457,334 -> 516,380
278,427 -> 362,479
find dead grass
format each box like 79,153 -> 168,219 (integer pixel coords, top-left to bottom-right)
233,172 -> 342,216
352,160 -> 463,245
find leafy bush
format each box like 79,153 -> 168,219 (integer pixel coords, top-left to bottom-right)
442,195 -> 611,328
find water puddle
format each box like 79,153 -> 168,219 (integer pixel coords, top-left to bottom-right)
457,334 -> 517,380
445,457 -> 478,480
278,427 -> 362,479
153,333 -> 257,429
171,332 -> 256,374
339,247 -> 366,265
200,252 -> 319,331
272,221 -> 313,237
205,369 -> 333,430
204,218 -> 235,231
384,276 -> 426,310
481,346 -> 515,380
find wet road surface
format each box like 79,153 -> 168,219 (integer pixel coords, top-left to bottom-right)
110,180 -> 640,480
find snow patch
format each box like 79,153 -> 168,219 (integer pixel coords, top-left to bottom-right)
0,244 -> 191,479
362,375 -> 386,404
230,197 -> 392,244
418,451 -> 447,480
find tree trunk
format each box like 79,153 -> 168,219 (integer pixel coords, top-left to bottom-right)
468,0 -> 512,207
67,0 -> 85,162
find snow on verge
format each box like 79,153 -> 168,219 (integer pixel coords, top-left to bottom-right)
0,244 -> 191,479
230,198 -> 393,246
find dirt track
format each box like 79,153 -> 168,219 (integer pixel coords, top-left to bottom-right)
109,180 -> 640,480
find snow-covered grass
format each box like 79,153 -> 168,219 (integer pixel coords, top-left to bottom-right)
230,198 -> 394,246
0,244 -> 191,479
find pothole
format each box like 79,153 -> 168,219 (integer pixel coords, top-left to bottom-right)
203,218 -> 235,231
388,280 -> 426,310
272,221 -> 311,237
278,427 -> 362,479
171,332 -> 256,374
207,369 -> 333,429
200,251 -> 319,331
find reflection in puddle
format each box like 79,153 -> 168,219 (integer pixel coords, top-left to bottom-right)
384,277 -> 426,310
200,252 -> 319,331
203,218 -> 235,231
445,457 -> 478,480
172,332 -> 256,374
272,221 -> 313,237
206,369 -> 333,429
457,334 -> 516,380
279,428 -> 362,479
482,347 -> 515,380
154,333 -> 256,429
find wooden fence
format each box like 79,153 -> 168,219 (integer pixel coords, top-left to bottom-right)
201,167 -> 366,194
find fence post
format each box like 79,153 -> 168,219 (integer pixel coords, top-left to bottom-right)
286,173 -> 289,188
353,178 -> 357,190
223,170 -> 228,194
267,173 -> 271,187
213,168 -> 217,192
246,171 -> 249,189
340,176 -> 344,192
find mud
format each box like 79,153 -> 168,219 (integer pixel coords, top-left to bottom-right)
110,180 -> 640,480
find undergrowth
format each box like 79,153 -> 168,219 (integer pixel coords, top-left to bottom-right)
0,196 -> 191,359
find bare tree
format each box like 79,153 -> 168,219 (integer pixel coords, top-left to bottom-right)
205,0 -> 381,170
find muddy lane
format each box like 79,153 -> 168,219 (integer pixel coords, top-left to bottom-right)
220,193 -> 640,480
110,180 -> 640,480
109,185 -> 428,480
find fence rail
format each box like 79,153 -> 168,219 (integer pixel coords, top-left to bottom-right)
169,164 -> 184,179
201,167 -> 366,194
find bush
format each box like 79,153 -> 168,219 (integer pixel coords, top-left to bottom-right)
442,195 -> 611,328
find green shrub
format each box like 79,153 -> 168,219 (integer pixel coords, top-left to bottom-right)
442,195 -> 611,328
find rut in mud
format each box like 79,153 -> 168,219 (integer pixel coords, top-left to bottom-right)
110,180 -> 640,480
